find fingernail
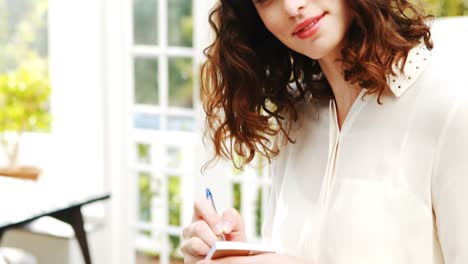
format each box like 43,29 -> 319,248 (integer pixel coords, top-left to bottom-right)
215,223 -> 223,235
223,221 -> 232,233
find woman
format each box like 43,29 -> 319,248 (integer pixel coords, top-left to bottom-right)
182,0 -> 468,263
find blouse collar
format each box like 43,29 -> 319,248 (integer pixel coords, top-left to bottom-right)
387,42 -> 433,98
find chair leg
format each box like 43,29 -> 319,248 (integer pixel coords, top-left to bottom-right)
51,206 -> 91,264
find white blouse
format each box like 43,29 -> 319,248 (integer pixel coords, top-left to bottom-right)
262,42 -> 468,264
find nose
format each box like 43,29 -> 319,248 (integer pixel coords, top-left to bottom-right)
283,0 -> 306,18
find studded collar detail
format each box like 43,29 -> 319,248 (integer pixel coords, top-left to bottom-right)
387,43 -> 433,98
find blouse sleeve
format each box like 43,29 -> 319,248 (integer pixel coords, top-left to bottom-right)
432,95 -> 468,264
262,132 -> 287,244
261,158 -> 278,244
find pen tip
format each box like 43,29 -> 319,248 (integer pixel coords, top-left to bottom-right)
205,187 -> 212,198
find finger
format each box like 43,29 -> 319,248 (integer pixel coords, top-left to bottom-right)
221,208 -> 246,241
183,254 -> 205,264
185,256 -> 204,264
181,236 -> 211,257
182,220 -> 219,247
193,198 -> 223,235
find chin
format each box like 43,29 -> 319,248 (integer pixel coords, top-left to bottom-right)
304,51 -> 326,60
303,39 -> 342,61
302,46 -> 335,60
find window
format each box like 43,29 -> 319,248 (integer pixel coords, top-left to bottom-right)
131,0 -> 196,263
129,1 -> 272,263
0,0 -> 50,169
0,0 -> 49,73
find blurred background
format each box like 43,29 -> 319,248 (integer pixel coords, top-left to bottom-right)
0,0 -> 466,263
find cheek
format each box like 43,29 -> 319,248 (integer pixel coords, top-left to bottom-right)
260,16 -> 289,43
257,9 -> 288,38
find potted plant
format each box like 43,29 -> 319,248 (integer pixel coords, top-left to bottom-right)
0,60 -> 51,180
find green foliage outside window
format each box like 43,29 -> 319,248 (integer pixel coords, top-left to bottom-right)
139,172 -> 152,222
0,0 -> 50,169
168,0 -> 193,47
134,58 -> 159,105
0,60 -> 50,167
169,58 -> 193,108
232,183 -> 242,212
168,176 -> 182,256
0,0 -> 48,72
0,0 -> 50,123
421,0 -> 468,16
133,0 -> 158,45
137,143 -> 151,164
168,176 -> 181,227
255,188 -> 263,237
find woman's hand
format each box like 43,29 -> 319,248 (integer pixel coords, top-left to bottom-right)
196,253 -> 310,264
181,198 -> 246,264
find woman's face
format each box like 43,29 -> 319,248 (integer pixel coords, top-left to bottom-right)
252,0 -> 354,60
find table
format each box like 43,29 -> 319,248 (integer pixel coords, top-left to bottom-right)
0,177 -> 110,264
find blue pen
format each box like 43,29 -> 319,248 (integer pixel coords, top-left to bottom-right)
205,187 -> 225,241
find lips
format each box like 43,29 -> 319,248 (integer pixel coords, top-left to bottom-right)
293,12 -> 327,36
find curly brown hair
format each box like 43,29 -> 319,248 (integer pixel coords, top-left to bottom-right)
201,0 -> 433,169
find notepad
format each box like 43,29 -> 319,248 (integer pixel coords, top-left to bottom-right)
205,241 -> 276,260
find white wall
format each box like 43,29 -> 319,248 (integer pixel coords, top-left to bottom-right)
431,17 -> 468,55
48,0 -> 106,194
